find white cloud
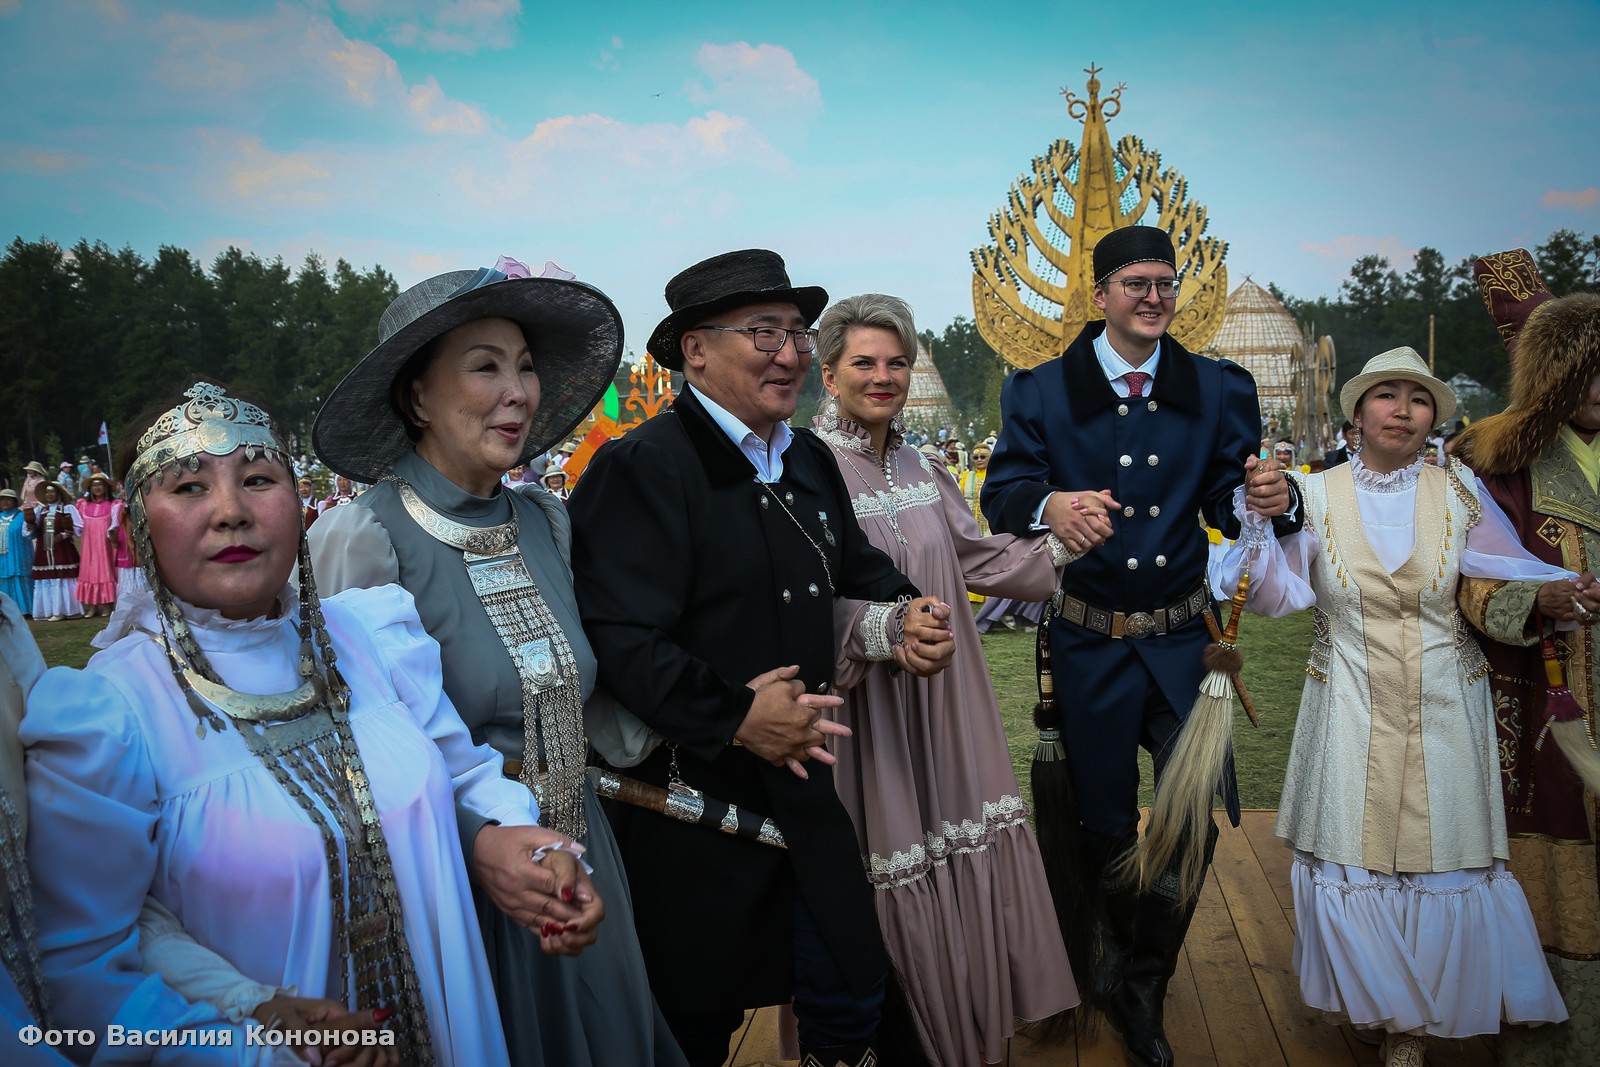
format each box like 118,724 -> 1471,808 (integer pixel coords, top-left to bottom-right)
1299,234 -> 1416,270
408,76 -> 487,135
312,23 -> 400,106
149,10 -> 489,136
155,9 -> 294,93
593,34 -> 622,71
686,42 -> 821,116
0,146 -> 86,173
335,0 -> 521,54
200,133 -> 333,207
1543,187 -> 1599,211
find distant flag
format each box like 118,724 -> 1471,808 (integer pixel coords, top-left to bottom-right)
97,422 -> 109,446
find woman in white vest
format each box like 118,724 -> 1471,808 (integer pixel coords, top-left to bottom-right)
1215,348 -> 1579,1066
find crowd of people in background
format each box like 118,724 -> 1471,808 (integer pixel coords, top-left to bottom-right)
1,235 -> 1597,1067
0,437 -> 600,623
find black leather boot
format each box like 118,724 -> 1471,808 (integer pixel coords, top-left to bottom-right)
1091,875 -> 1139,1006
1105,825 -> 1215,1067
1104,881 -> 1198,1067
799,1045 -> 878,1067
1084,830 -> 1140,1008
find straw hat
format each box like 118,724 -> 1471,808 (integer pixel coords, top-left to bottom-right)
1339,347 -> 1456,426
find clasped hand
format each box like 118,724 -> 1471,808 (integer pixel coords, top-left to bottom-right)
1043,489 -> 1120,551
471,824 -> 604,957
1243,455 -> 1292,518
250,994 -> 396,1066
895,595 -> 954,676
1537,573 -> 1600,624
735,664 -> 848,779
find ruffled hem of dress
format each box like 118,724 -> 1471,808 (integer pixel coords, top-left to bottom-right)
864,793 -> 1029,888
1290,852 -> 1568,1037
874,820 -> 1078,1065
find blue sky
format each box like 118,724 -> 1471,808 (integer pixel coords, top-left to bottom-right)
2,0 -> 1596,354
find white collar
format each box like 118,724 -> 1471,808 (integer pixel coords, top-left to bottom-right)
1093,330 -> 1162,382
687,383 -> 795,458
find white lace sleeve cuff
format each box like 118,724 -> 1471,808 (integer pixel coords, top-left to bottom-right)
1045,532 -> 1082,567
861,598 -> 910,661
1230,484 -> 1275,548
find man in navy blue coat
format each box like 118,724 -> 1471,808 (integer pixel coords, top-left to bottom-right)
982,225 -> 1299,1067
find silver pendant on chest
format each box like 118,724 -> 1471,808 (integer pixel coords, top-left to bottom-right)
516,638 -> 563,694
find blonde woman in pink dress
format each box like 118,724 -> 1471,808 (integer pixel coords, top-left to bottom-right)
814,293 -> 1079,1065
72,472 -> 117,616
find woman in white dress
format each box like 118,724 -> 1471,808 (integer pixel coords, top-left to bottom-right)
22,382 -> 564,1065
1216,348 -> 1576,1066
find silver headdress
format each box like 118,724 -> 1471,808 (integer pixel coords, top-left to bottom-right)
127,382 -> 288,489
126,382 -> 436,1063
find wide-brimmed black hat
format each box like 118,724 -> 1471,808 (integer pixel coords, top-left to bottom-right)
647,249 -> 827,370
315,266 -> 624,484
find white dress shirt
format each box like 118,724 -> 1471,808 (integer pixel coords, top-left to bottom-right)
686,383 -> 795,483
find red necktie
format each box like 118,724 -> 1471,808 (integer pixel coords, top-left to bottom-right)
1122,371 -> 1150,398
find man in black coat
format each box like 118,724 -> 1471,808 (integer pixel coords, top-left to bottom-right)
569,249 -> 953,1067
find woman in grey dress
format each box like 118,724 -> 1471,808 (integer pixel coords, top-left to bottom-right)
309,260 -> 687,1067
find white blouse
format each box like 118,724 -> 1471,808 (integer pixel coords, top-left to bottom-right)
23,584 -> 534,1065
1213,456 -> 1573,615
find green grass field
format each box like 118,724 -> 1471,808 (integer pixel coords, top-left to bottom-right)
30,609 -> 1315,808
986,609 -> 1314,809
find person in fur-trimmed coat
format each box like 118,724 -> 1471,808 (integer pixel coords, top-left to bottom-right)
1455,253 -> 1600,1065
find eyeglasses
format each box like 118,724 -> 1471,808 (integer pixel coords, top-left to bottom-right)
1115,278 -> 1180,300
695,325 -> 819,353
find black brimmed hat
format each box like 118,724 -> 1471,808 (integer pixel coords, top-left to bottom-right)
647,249 -> 827,370
315,266 -> 623,483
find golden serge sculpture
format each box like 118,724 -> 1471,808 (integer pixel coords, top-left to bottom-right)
971,66 -> 1229,369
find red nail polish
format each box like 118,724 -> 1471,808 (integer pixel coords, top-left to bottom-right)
560,886 -> 574,903
371,1007 -> 394,1024
564,921 -> 580,932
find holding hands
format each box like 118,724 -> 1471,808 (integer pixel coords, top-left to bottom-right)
1043,489 -> 1120,553
251,994 -> 398,1066
1244,455 -> 1293,518
896,596 -> 955,676
471,824 -> 603,957
1537,572 -> 1600,625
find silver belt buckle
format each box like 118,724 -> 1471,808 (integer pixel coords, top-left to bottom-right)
1124,611 -> 1157,639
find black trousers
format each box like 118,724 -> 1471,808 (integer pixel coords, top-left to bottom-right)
665,892 -> 885,1066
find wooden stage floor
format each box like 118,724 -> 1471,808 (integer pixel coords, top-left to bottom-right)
723,811 -> 1500,1066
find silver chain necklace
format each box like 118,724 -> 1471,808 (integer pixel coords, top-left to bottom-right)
832,443 -> 908,545
758,479 -> 836,594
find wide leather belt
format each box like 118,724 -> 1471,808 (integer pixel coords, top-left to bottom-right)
1054,581 -> 1209,639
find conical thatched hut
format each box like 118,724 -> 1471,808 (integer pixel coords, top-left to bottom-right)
903,341 -> 956,434
1208,279 -> 1300,427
